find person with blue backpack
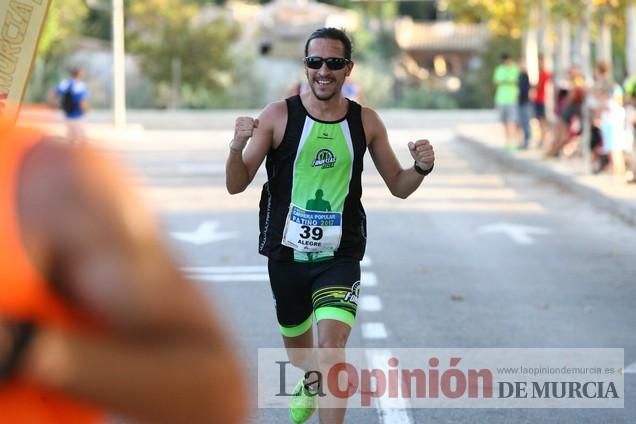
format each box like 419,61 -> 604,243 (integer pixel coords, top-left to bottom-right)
50,67 -> 89,144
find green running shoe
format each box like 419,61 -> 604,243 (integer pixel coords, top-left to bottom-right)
289,378 -> 317,423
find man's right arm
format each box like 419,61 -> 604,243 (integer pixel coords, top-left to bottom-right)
226,101 -> 285,194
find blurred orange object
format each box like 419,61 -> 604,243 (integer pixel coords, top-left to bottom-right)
0,122 -> 105,423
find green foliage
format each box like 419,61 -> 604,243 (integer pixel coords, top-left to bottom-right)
222,50 -> 267,108
127,0 -> 239,101
180,48 -> 266,109
83,8 -> 111,41
398,2 -> 439,20
24,0 -> 89,102
398,84 -> 458,109
318,0 -> 352,7
38,0 -> 89,58
447,0 -> 530,38
353,60 -> 395,108
474,36 -> 521,107
453,71 -> 490,108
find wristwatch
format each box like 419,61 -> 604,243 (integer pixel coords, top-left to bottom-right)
414,161 -> 433,176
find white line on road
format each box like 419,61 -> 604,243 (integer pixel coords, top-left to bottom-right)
361,323 -> 388,339
182,256 -> 373,276
189,273 -> 270,282
361,272 -> 377,287
365,349 -> 413,424
360,295 -> 383,312
184,266 -> 267,274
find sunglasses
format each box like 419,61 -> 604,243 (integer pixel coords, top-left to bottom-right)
304,56 -> 350,70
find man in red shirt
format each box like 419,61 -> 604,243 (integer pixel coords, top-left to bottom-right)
533,54 -> 551,148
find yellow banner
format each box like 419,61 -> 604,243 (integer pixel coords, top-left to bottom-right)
0,0 -> 51,123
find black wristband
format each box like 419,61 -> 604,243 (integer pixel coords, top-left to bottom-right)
0,321 -> 36,382
414,161 -> 433,176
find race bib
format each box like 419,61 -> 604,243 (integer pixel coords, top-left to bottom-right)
282,204 -> 342,252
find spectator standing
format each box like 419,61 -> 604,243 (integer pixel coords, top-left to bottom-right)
518,60 -> 532,149
493,53 -> 520,149
533,55 -> 552,147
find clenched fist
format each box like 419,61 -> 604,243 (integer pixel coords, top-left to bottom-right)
408,139 -> 434,172
231,117 -> 259,151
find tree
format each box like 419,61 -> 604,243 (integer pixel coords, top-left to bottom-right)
38,0 -> 89,59
24,0 -> 89,103
127,0 -> 239,107
447,0 -> 530,38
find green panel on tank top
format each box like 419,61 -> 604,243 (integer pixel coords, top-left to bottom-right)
291,121 -> 352,214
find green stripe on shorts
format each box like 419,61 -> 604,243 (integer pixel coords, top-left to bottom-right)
315,306 -> 355,327
279,314 -> 313,338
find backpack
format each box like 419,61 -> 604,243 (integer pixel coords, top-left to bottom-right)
61,83 -> 76,114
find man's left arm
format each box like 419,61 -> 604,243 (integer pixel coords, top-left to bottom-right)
364,108 -> 435,199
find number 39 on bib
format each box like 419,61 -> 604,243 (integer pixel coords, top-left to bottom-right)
281,205 -> 343,252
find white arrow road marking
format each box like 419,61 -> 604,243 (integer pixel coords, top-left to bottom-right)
171,221 -> 239,245
183,257 -> 374,282
477,222 -> 551,245
365,349 -> 413,424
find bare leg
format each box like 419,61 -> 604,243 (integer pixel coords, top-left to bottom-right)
538,118 -> 549,148
545,121 -> 566,157
317,319 -> 352,424
283,327 -> 315,372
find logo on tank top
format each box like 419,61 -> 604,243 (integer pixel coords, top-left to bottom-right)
312,149 -> 336,169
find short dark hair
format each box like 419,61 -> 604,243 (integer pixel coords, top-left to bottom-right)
304,27 -> 353,60
501,53 -> 510,62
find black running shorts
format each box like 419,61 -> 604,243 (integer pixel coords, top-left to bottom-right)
267,257 -> 361,337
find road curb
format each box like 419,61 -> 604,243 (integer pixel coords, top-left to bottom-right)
456,134 -> 636,227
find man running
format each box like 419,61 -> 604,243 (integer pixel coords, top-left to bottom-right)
1,117 -> 246,424
226,27 -> 434,424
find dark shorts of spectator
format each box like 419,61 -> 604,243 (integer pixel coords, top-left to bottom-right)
534,102 -> 546,119
590,126 -> 602,151
559,103 -> 581,124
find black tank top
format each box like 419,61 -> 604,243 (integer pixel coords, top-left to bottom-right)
258,95 -> 367,262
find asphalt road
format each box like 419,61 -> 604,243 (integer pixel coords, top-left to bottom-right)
112,120 -> 635,424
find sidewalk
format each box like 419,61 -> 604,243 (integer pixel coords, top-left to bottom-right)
456,122 -> 636,226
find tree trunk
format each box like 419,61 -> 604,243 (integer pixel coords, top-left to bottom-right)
579,0 -> 593,170
555,18 -> 570,83
596,11 -> 612,69
524,5 -> 540,85
579,0 -> 593,81
627,3 -> 636,76
543,17 -> 555,121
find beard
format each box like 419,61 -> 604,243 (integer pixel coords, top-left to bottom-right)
309,79 -> 342,101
